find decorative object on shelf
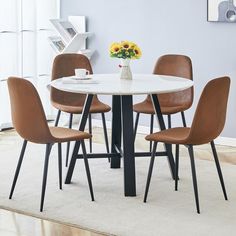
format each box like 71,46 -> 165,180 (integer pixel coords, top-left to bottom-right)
110,41 -> 142,80
48,36 -> 65,52
208,0 -> 236,22
50,19 -> 77,43
48,16 -> 93,58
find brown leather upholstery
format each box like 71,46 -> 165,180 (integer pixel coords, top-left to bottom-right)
8,77 -> 91,144
133,54 -> 193,115
146,77 -> 230,145
51,54 -> 111,114
49,127 -> 91,142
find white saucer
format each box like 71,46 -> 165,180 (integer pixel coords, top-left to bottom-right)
61,77 -> 99,84
70,75 -> 92,80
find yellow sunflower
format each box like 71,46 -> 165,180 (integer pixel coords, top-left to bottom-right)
121,41 -> 131,49
133,46 -> 142,59
129,41 -> 137,49
110,43 -> 121,54
109,40 -> 142,59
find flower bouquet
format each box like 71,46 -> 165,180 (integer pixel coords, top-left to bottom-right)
109,41 -> 142,80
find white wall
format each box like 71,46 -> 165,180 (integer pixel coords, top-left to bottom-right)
61,0 -> 236,138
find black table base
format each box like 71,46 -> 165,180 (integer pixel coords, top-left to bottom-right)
65,94 -> 176,197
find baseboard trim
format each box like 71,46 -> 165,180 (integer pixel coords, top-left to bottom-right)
0,122 -> 13,131
92,118 -> 236,147
214,137 -> 236,147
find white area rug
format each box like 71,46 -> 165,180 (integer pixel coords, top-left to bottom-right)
0,132 -> 236,236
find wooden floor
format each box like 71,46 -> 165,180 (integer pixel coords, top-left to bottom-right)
0,209 -> 105,236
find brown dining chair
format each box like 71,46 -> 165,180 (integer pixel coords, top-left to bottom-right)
8,77 -> 94,212
133,54 -> 193,151
51,53 -> 111,166
143,77 -> 230,214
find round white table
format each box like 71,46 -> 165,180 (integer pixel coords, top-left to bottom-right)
51,73 -> 193,95
51,74 -> 194,197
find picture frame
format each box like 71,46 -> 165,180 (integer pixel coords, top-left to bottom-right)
208,0 -> 236,22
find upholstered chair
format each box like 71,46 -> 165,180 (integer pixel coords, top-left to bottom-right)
8,77 -> 94,212
133,54 -> 193,151
51,54 -> 111,166
143,77 -> 230,214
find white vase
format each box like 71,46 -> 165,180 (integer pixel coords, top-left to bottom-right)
120,59 -> 132,80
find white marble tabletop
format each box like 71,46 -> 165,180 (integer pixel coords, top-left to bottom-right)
50,74 -> 194,95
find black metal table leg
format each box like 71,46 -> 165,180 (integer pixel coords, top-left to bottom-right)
151,94 -> 176,179
121,95 -> 136,196
65,94 -> 94,184
111,95 -> 122,168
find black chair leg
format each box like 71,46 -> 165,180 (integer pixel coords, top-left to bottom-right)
66,113 -> 73,167
144,142 -> 158,203
149,114 -> 154,152
9,140 -> 28,199
81,140 -> 94,201
210,141 -> 228,200
181,111 -> 187,127
101,113 -> 110,153
134,112 -> 140,141
54,110 -> 61,127
40,143 -> 52,212
101,113 -> 110,162
88,113 -> 92,153
188,145 -> 200,214
167,115 -> 172,152
58,143 -> 62,190
167,114 -> 171,129
175,144 -> 179,191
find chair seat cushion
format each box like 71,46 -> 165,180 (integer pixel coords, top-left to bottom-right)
49,127 -> 91,143
51,100 -> 111,114
145,127 -> 190,144
133,100 -> 188,115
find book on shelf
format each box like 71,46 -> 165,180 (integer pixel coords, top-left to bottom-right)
48,36 -> 65,52
50,19 -> 77,43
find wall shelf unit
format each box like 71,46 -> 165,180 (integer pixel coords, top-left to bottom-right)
49,16 -> 93,58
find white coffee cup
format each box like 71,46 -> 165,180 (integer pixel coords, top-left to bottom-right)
74,68 -> 90,78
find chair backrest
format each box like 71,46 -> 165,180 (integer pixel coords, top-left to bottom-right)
7,77 -> 52,144
187,77 -> 230,145
51,53 -> 94,106
149,54 -> 193,109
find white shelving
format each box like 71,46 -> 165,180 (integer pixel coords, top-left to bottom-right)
49,16 -> 93,58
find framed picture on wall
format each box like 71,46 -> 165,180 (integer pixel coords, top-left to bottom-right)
208,0 -> 236,22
